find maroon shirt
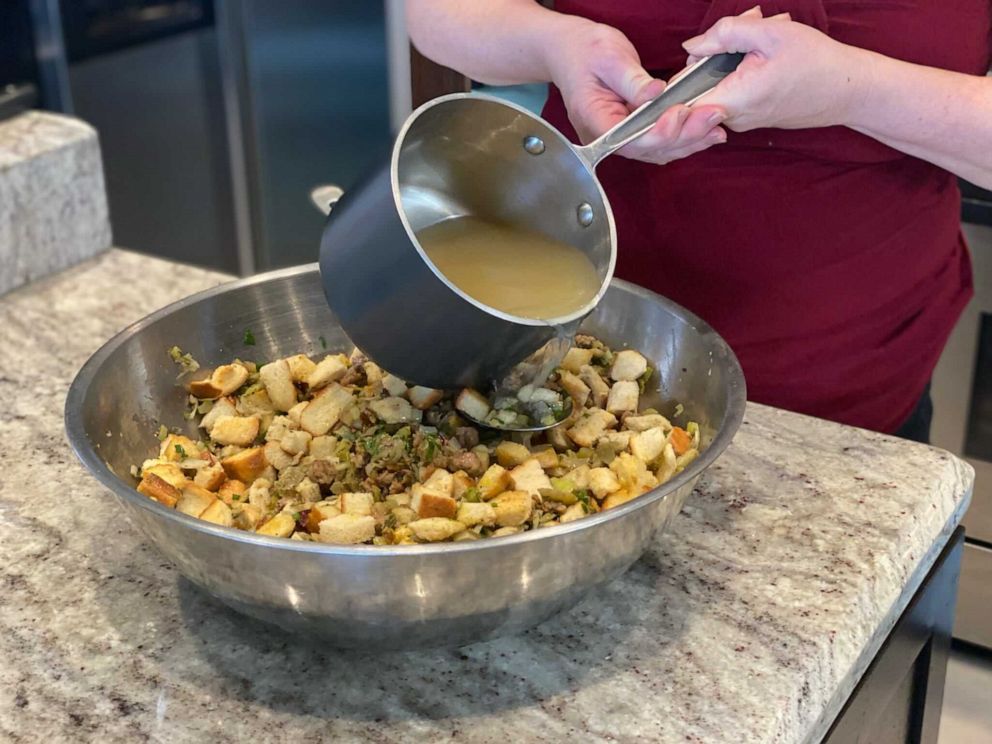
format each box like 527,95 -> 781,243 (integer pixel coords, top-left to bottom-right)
544,0 -> 991,432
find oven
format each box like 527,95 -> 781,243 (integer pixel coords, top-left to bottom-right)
932,181 -> 992,649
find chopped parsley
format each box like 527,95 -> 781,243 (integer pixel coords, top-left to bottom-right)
243,328 -> 256,346
463,487 -> 481,503
318,335 -> 327,350
174,444 -> 187,459
231,493 -> 241,501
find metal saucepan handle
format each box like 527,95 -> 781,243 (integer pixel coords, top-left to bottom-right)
576,52 -> 744,168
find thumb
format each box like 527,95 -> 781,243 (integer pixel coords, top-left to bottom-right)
599,60 -> 666,107
682,17 -> 774,57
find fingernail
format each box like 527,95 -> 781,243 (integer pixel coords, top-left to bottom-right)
743,4 -> 762,15
713,129 -> 728,143
682,35 -> 702,50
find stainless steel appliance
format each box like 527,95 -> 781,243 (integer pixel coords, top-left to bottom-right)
932,189 -> 992,649
64,267 -> 746,649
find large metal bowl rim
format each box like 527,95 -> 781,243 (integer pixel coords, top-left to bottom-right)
64,263 -> 746,557
390,92 -> 619,328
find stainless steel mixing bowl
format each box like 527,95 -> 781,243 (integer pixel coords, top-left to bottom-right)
65,265 -> 746,650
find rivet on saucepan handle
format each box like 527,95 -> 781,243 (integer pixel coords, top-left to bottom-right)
523,136 -> 545,155
577,203 -> 594,227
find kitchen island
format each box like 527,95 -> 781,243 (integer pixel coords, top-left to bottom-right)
0,249 -> 973,743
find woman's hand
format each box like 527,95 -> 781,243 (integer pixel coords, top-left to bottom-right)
547,21 -> 729,164
683,9 -> 873,132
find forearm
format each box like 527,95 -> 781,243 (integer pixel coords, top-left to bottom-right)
405,0 -> 588,86
847,52 -> 992,189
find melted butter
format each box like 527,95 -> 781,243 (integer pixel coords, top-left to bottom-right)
417,215 -> 600,320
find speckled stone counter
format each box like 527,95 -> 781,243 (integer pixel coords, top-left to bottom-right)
0,250 -> 974,743
0,111 -> 110,296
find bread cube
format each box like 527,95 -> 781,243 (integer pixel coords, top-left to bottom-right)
565,464 -> 591,489
236,387 -> 275,417
176,484 -> 217,518
285,354 -> 317,382
567,409 -> 618,448
598,430 -> 633,451
455,389 -> 491,422
340,491 -> 374,516
477,464 -> 512,499
306,355 -> 348,391
193,462 -> 226,491
609,452 -> 658,494
559,502 -> 587,524
287,401 -> 308,426
451,471 -> 474,500
304,500 -> 342,532
606,381 -> 639,414
257,511 -> 297,538
624,413 -> 672,432
263,440 -> 296,471
382,373 -> 408,397
588,467 -> 621,498
629,426 -> 667,464
200,499 -> 233,527
259,359 -> 297,412
217,479 -> 247,505
307,435 -> 337,460
210,415 -> 260,447
160,434 -> 200,462
579,365 -> 611,408
557,370 -> 590,408
602,489 -> 638,510
422,469 -> 454,498
137,472 -> 181,508
300,384 -> 354,436
491,491 -> 533,527
610,350 -> 648,382
294,477 -> 321,503
408,518 -> 466,542
561,347 -> 595,373
531,446 -> 559,470
189,363 -> 249,399
279,429 -> 312,456
200,396 -> 237,432
221,446 -> 268,484
495,441 -> 531,468
142,462 -> 187,490
407,386 -> 444,410
456,501 -> 497,527
411,484 -> 458,519
509,458 -> 552,497
234,503 -> 264,530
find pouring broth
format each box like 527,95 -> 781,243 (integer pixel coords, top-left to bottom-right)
417,215 -> 600,320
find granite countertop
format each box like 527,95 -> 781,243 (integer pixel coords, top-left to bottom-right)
0,249 -> 974,743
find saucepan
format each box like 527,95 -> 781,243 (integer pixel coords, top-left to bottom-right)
316,53 -> 743,390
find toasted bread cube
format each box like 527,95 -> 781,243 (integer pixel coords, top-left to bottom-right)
477,464 -> 512,500
630,426 -> 667,464
606,381 -> 639,415
233,503 -> 263,530
451,471 -> 474,500
279,429 -> 312,456
411,484 -> 458,519
407,386 -> 444,410
510,458 -> 552,497
491,491 -> 533,527
455,389 -> 491,422
317,514 -> 375,544
259,359 -> 297,412
263,439 -> 295,471
599,430 -> 633,451
391,506 -> 417,525
285,354 -> 317,382
602,489 -> 638,510
304,500 -> 341,532
565,464 -> 591,489
625,413 -> 672,432
307,435 -> 337,460
257,511 -> 297,538
588,467 -> 621,498
200,499 -> 233,527
210,415 -> 260,447
531,446 -> 559,470
422,468 -> 454,498
137,473 -> 181,507
561,348 -> 595,374
287,401 -> 308,426
382,373 -> 408,397
558,370 -> 591,408
263,415 -> 294,443
408,517 -> 466,542
189,363 -> 249,399
193,462 -> 226,491
456,501 -> 497,528
610,452 -> 658,494
176,484 -> 217,518
340,491 -> 374,516
199,396 -> 237,432
237,387 -> 275,417
579,365 -> 610,408
217,479 -> 247,505
560,502 -> 587,523
567,409 -> 618,448
472,445 -> 491,472
547,425 -> 573,452
142,462 -> 187,490
369,396 -> 422,425
246,477 -> 273,510
307,355 -> 348,391
300,384 -> 353,436
655,442 -> 678,484
495,441 -> 531,468
610,350 -> 648,382
221,446 -> 268,483
160,434 -> 200,462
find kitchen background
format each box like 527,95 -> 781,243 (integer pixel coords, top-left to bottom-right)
3,0 -> 990,736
